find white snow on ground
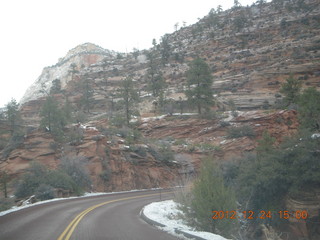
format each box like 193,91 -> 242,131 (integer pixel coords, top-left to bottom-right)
172,113 -> 198,116
140,113 -> 199,123
0,188 -> 160,217
143,200 -> 230,240
141,114 -> 167,122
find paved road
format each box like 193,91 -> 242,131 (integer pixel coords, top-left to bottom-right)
0,190 -> 179,240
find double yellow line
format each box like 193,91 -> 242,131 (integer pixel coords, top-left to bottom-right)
57,191 -> 172,240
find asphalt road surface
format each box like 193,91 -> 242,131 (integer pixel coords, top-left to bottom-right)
0,189 -> 179,240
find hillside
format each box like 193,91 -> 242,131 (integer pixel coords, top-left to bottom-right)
0,0 -> 320,239
18,0 -> 320,125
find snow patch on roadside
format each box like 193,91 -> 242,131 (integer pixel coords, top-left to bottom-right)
143,200 -> 230,240
0,188 -> 160,217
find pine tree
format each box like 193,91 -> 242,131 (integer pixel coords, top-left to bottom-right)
185,58 -> 213,114
0,170 -> 8,198
80,76 -> 94,113
119,76 -> 139,126
40,96 -> 66,140
146,51 -> 165,98
280,74 -> 302,106
50,79 -> 62,94
298,87 -> 320,131
5,99 -> 22,136
179,158 -> 238,237
69,63 -> 79,82
160,35 -> 171,65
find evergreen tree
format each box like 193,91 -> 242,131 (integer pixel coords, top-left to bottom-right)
256,0 -> 266,15
50,79 -> 62,94
280,74 -> 302,106
272,0 -> 285,11
119,76 -> 139,126
298,87 -> 320,131
61,99 -> 73,123
80,76 -> 94,113
233,0 -> 241,9
160,35 -> 171,65
4,99 -> 22,136
185,58 -> 213,114
208,9 -> 220,28
0,170 -> 8,198
69,63 -> 79,82
152,38 -> 157,49
178,158 -> 238,238
40,96 -> 66,140
233,11 -> 248,32
132,48 -> 140,60
146,52 -> 165,98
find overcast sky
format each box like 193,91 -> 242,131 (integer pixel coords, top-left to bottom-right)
0,0 -> 257,108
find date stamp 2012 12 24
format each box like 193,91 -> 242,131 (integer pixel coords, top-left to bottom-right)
212,210 -> 309,220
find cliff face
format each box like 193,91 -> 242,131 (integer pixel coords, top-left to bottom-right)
20,43 -> 115,105
2,119 -> 179,192
19,0 -> 320,125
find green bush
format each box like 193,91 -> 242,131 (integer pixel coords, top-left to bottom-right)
227,125 -> 255,138
66,127 -> 84,145
14,162 -> 48,199
173,139 -> 187,146
125,129 -> 142,145
46,170 -> 81,194
298,87 -> 320,131
158,144 -> 175,163
200,110 -> 217,120
147,144 -> 174,163
2,133 -> 24,159
0,197 -> 14,211
231,130 -> 320,228
59,156 -> 91,190
176,158 -> 238,238
35,184 -> 55,200
110,114 -> 126,127
130,145 -> 147,157
100,169 -> 111,183
14,161 -> 84,200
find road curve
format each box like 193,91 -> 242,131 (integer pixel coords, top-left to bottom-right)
0,189 -> 178,240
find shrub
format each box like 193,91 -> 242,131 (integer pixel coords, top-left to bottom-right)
0,198 -> 14,211
2,133 -> 24,159
173,139 -> 187,146
176,158 -> 238,238
200,110 -> 217,120
158,144 -> 175,163
125,129 -> 141,145
230,130 -> 320,230
14,161 -> 83,199
110,114 -> 126,127
298,87 -> 320,131
14,162 -> 48,199
35,184 -> 55,200
227,125 -> 255,138
148,144 -> 174,163
100,169 -> 111,183
66,127 -> 84,145
196,143 -> 221,152
219,121 -> 231,127
130,145 -> 147,157
46,170 -> 81,195
59,156 -> 91,190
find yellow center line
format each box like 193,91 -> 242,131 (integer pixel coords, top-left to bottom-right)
57,191 -> 173,240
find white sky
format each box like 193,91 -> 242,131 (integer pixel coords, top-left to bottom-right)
0,0 -> 257,108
